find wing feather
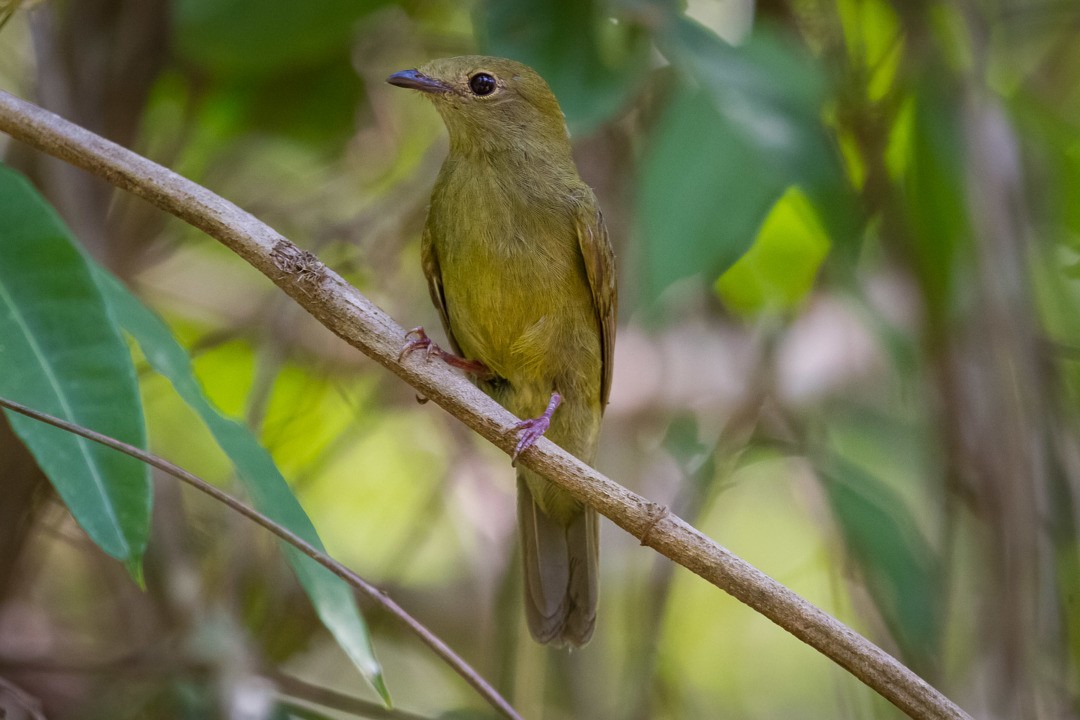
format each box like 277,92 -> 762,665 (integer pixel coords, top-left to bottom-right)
572,193 -> 617,409
420,224 -> 464,357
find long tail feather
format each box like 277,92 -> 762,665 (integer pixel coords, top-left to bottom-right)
517,474 -> 598,647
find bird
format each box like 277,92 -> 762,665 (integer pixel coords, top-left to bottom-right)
388,56 -> 616,647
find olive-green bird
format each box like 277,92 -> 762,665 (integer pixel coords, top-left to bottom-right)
388,56 -> 616,647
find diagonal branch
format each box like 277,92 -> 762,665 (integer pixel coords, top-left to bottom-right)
0,395 -> 522,720
0,89 -> 971,720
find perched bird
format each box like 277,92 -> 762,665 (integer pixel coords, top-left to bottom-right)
388,56 -> 616,647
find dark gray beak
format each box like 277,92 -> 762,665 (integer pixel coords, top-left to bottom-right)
386,69 -> 452,94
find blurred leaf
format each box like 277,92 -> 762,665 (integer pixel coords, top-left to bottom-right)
476,0 -> 651,132
662,414 -> 722,515
164,35 -> 364,155
210,61 -> 365,151
1056,522 -> 1080,690
278,704 -> 337,720
884,95 -> 915,180
715,186 -> 831,316
0,165 -> 150,566
928,3 -> 974,75
657,14 -> 827,117
1063,142 -> 1080,246
637,16 -> 856,306
836,0 -> 903,101
833,123 -> 868,191
900,79 -> 969,321
636,83 -> 773,304
1012,96 -> 1080,250
174,0 -> 386,77
663,413 -> 711,471
436,710 -> 501,720
172,0 -> 379,151
821,452 -> 943,678
92,269 -> 389,704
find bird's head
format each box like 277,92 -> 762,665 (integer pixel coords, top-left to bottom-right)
387,56 -> 571,158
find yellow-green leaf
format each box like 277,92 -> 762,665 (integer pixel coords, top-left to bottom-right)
715,186 -> 831,316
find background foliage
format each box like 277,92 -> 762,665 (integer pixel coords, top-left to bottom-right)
1,0 -> 1079,718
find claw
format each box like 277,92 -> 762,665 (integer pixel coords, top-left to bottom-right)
399,326 -> 434,361
510,392 -> 562,464
399,326 -> 493,379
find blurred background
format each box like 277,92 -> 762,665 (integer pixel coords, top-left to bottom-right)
1,0 -> 1079,718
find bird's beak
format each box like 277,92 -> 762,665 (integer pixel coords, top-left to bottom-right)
386,69 -> 452,94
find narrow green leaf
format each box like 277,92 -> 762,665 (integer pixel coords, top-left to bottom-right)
92,268 -> 387,703
836,0 -> 904,101
822,452 -> 943,678
0,165 -> 150,566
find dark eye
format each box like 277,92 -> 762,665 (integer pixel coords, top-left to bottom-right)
468,72 -> 497,96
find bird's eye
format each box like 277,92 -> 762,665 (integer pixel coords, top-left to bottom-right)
468,72 -> 497,96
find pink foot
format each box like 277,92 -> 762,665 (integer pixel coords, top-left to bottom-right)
400,327 -> 491,378
511,392 -> 562,464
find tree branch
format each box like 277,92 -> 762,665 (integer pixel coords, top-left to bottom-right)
0,395 -> 522,720
0,89 -> 971,720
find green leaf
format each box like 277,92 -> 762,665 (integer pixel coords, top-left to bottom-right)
637,16 -> 856,307
821,451 -> 943,677
715,186 -> 831,316
92,268 -> 388,704
636,83 -> 774,305
0,165 -> 150,565
476,0 -> 651,132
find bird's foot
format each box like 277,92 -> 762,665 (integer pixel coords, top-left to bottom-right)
399,326 -> 437,360
400,327 -> 492,378
510,392 -> 562,464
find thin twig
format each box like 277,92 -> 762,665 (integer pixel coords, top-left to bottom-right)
0,89 -> 972,720
0,676 -> 46,720
0,395 -> 522,720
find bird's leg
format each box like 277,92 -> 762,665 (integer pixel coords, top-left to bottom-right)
510,391 -> 562,464
400,327 -> 493,379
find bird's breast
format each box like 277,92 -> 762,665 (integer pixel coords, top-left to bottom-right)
428,164 -> 597,385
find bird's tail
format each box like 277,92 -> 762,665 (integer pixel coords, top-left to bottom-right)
517,472 -> 599,647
